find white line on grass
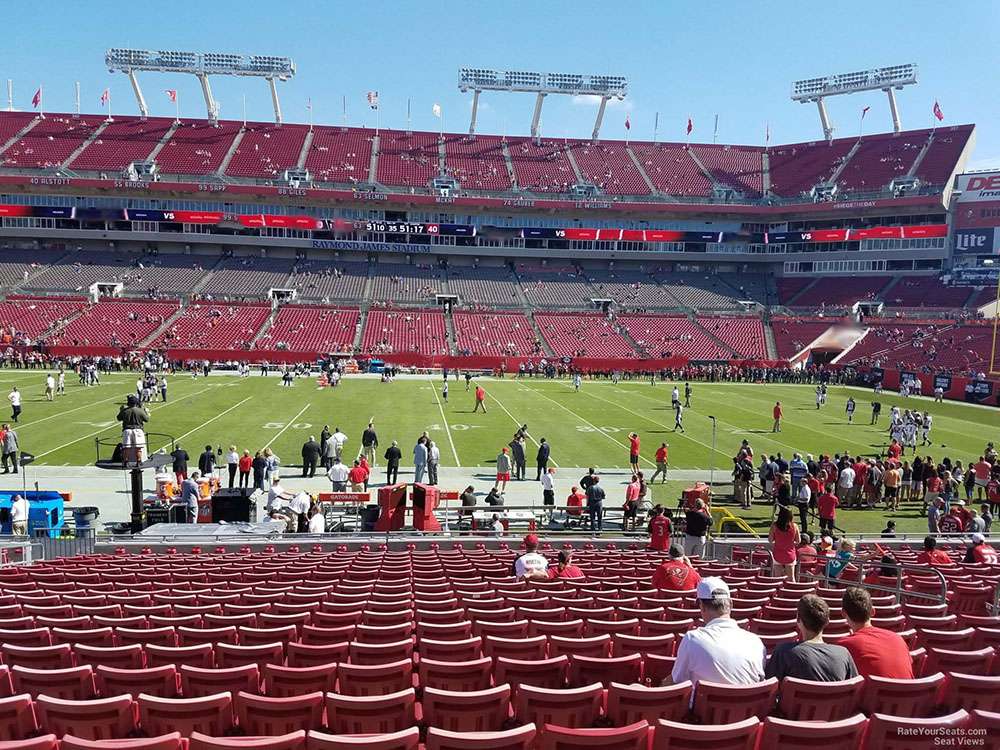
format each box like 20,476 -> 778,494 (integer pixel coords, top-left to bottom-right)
15,392 -> 132,431
155,396 -> 254,453
488,385 -> 558,468
428,377 -> 460,467
264,403 -> 311,450
519,384 -> 656,468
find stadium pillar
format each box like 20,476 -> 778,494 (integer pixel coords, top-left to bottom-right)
197,73 -> 220,125
268,77 -> 283,125
884,88 -> 902,133
591,95 -> 610,141
815,98 -> 833,141
468,89 -> 481,135
129,467 -> 144,534
530,93 -> 546,138
127,70 -> 149,119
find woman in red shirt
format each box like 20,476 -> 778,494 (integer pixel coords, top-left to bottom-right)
769,506 -> 800,581
238,450 -> 253,490
548,550 -> 585,579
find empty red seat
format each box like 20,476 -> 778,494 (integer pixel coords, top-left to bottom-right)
0,736 -> 58,750
654,717 -> 760,750
287,641 -> 349,668
418,657 -> 492,692
495,657 -> 568,692
422,685 -> 511,732
863,709 -> 969,749
305,726 -> 420,750
568,654 -> 641,687
180,664 -> 260,697
537,720 -> 649,750
117,627 -> 175,647
483,636 -> 546,662
0,694 -> 38,740
145,644 -> 214,669
216,642 -> 284,669
73,644 -> 144,670
35,694 -> 135,741
758,713 -> 867,747
605,681 -> 692,725
60,734 -> 184,750
693,679 -> 778,723
970,709 -> 1000,744
178,626 -> 239,647
419,637 -> 482,663
0,629 -> 51,647
51,627 -> 115,647
925,647 -> 994,676
236,690 -> 325,734
264,663 -> 338,697
424,724 -> 537,750
941,673 -> 1000,713
189,731 -> 306,749
12,665 -> 95,699
514,683 -> 602,729
337,659 -> 413,696
325,688 -> 417,734
96,665 -> 177,698
348,640 -> 413,666
611,634 -> 674,658
138,691 -> 234,737
549,636 -> 611,660
1,644 -> 73,670
776,675 -> 863,721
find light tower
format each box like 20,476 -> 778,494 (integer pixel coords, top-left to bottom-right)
791,63 -> 918,141
105,48 -> 295,125
458,68 -> 628,140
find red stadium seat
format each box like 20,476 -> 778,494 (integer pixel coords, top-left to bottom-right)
495,657 -> 569,693
605,681 -> 692,725
34,694 -> 135,741
568,654 -> 642,687
418,657 -> 493,692
177,626 -> 239,647
145,644 -> 214,669
1,644 -> 73,670
424,725 -> 537,750
611,634 -> 675,658
73,644 -> 144,670
537,720 -> 649,750
925,646 -> 994,676
419,637 -> 482,662
215,642 -> 284,669
863,709 -> 970,749
483,636 -> 546,662
287,641 -> 350,668
180,664 -> 260,697
96,665 -> 178,698
325,688 -> 417,734
0,736 -> 58,750
11,665 -> 95,699
970,709 -> 1000,745
336,659 -> 413,696
305,727 -> 420,750
236,691 -> 325,734
692,679 -> 778,723
758,713 -> 867,747
941,673 -> 1000,713
549,636 -> 611,659
348,640 -> 413,666
422,685 -> 511,732
189,732 -> 306,749
60,735 -> 184,750
117,627 -> 176,647
776,675 -> 864,721
654,716 -> 760,750
860,672 -> 945,718
137,692 -> 234,738
0,694 -> 38,741
514,683 -> 603,729
264,663 -> 338,697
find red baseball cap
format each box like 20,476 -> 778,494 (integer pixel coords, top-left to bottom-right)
524,534 -> 539,546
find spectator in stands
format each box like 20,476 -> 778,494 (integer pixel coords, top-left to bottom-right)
769,506 -> 800,581
180,471 -> 201,524
839,587 -> 914,679
765,595 -> 858,682
548,550 -> 584,579
384,441 -> 402,485
652,544 -> 701,591
238,450 -> 252,490
964,533 -> 998,564
683,500 -> 712,558
513,533 -> 548,579
668,577 -> 766,687
647,505 -> 671,551
301,436 -> 321,478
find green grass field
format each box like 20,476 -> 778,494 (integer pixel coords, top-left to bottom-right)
1,369 -> 994,535
0,370 -> 991,470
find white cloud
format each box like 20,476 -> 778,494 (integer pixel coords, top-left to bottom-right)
571,94 -> 634,111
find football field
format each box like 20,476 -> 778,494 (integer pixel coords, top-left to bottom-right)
0,370 -> 991,472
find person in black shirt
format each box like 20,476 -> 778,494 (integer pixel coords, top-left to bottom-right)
320,426 -> 332,470
580,467 -> 597,493
765,595 -> 858,682
585,476 -> 605,532
684,501 -> 712,557
384,441 -> 402,485
535,438 -> 551,481
252,450 -> 267,492
871,401 -> 882,425
301,436 -> 321,478
198,445 -> 216,477
170,444 -> 189,485
361,423 -> 379,466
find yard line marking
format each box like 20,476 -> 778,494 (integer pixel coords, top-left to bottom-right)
15,392 -> 133,430
576,387 -> 729,463
34,385 -> 222,459
518,384 -> 656,468
264,403 -> 311,450
489,385 -> 558,468
428,377 -> 460,467
155,396 -> 254,453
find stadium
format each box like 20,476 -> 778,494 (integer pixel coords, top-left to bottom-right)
0,11 -> 998,747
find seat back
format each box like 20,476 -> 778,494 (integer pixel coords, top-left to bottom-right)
424,724 -> 537,750
336,659 -> 413,696
179,664 -> 260,698
606,681 -> 692,725
514,683 -> 603,729
422,685 -> 511,732
236,691 -> 325,735
96,665 -> 178,699
757,713 -> 867,748
138,691 -> 234,738
536,720 -> 650,750
304,726 -> 420,750
325,688 -> 417,735
692,679 -> 778,724
865,709 -> 970,749
777,675 -> 863,721
35,694 -> 135,741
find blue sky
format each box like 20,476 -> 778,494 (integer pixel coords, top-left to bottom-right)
4,0 -> 999,168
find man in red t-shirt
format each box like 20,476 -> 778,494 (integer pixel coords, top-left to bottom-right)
965,533 -> 999,564
887,440 -> 902,461
772,402 -> 783,433
647,506 -> 672,551
628,432 -> 640,474
347,460 -> 367,491
651,443 -> 669,484
566,487 -> 585,518
817,489 -> 839,534
840,587 -> 913,679
651,545 -> 701,591
473,384 -> 487,413
916,536 -> 953,567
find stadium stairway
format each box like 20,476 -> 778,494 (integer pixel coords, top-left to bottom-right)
62,120 -> 111,171
296,128 -> 315,170
761,150 -> 771,194
825,139 -> 863,187
368,135 -> 380,183
146,120 -> 181,164
443,309 -> 458,356
784,279 -> 819,306
684,148 -> 719,191
906,132 -> 935,178
690,314 -> 739,357
187,255 -> 228,297
527,312 -> 555,357
500,141 -> 519,189
38,303 -> 87,341
762,317 -> 778,359
249,305 -> 280,348
9,246 -> 77,293
216,129 -> 247,176
563,145 -> 585,183
138,302 -> 189,348
0,116 -> 40,156
352,305 -> 369,352
616,322 -> 646,357
626,146 -> 659,195
878,276 -> 903,300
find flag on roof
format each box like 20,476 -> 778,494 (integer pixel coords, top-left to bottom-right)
432,103 -> 442,118
624,116 -> 630,131
31,88 -> 41,108
100,88 -> 109,107
686,117 -> 693,135
861,105 -> 870,119
933,101 -> 944,121
367,91 -> 379,110
165,90 -> 177,103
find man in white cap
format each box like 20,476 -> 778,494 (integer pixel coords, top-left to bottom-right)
965,533 -> 998,564
667,577 -> 766,688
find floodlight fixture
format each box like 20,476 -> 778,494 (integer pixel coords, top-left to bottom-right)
458,67 -> 628,139
105,48 -> 296,124
791,63 -> 918,141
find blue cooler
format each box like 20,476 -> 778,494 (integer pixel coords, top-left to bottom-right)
0,491 -> 65,538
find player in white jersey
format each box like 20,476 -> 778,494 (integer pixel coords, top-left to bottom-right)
815,387 -> 823,409
573,374 -> 582,392
921,412 -> 933,446
902,421 -> 918,453
890,406 -> 900,423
